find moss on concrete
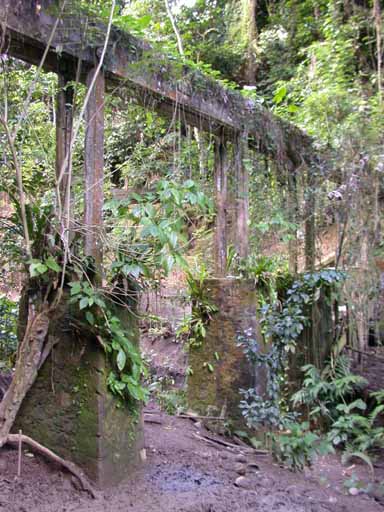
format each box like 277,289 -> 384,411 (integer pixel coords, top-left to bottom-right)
14,293 -> 143,488
187,278 -> 265,427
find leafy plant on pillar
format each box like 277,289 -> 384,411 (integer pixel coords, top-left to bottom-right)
68,279 -> 149,404
176,262 -> 218,349
234,254 -> 291,303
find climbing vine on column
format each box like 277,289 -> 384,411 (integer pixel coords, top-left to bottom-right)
238,269 -> 346,429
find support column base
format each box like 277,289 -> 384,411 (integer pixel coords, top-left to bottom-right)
14,298 -> 143,488
187,278 -> 264,427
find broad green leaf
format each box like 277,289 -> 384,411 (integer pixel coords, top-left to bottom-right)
85,311 -> 95,325
168,232 -> 178,248
69,282 -> 82,295
45,256 -> 61,273
273,85 -> 287,105
183,179 -> 195,189
127,382 -> 142,401
29,262 -> 48,277
79,297 -> 89,310
117,349 -> 127,371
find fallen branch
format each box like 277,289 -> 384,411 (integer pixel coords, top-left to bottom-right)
144,416 -> 163,425
193,432 -> 268,455
6,433 -> 97,498
177,413 -> 226,421
198,433 -> 250,451
17,430 -> 22,478
192,433 -> 226,451
233,435 -> 250,448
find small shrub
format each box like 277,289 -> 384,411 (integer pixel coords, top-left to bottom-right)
157,388 -> 186,415
292,356 -> 384,462
291,356 -> 367,426
271,421 -> 334,471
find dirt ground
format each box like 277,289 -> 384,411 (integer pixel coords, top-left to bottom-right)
1,320 -> 384,511
0,406 -> 383,512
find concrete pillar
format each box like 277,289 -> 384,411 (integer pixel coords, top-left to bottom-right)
187,278 -> 266,426
14,67 -> 144,488
14,297 -> 144,487
234,131 -> 249,259
287,290 -> 334,394
213,137 -> 228,276
84,66 -> 105,277
56,72 -> 74,228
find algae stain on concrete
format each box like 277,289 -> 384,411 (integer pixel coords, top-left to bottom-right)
14,296 -> 144,487
187,278 -> 264,426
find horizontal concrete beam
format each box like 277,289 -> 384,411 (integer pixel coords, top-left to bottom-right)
0,0 -> 319,169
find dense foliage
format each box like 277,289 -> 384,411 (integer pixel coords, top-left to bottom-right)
238,268 -> 346,429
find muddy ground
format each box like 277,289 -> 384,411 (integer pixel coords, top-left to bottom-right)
0,406 -> 383,512
1,321 -> 384,511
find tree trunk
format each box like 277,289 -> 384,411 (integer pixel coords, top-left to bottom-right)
243,0 -> 258,85
0,307 -> 50,446
374,0 -> 382,102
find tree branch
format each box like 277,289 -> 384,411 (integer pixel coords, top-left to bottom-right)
6,433 -> 97,498
164,0 -> 184,56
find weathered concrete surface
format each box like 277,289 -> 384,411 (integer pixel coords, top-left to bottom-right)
187,278 -> 265,426
14,296 -> 143,488
213,139 -> 228,276
287,290 -> 334,394
0,0 -> 318,169
84,66 -> 105,273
